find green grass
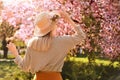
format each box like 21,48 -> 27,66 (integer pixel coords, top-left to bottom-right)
0,60 -> 33,80
0,54 -> 120,80
69,57 -> 119,67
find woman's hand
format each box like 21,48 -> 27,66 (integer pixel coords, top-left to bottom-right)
59,10 -> 76,27
59,10 -> 70,21
7,42 -> 19,57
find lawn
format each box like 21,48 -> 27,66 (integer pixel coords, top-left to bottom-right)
0,60 -> 33,80
0,54 -> 120,80
69,57 -> 119,67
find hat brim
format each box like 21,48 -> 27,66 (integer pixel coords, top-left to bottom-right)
34,23 -> 56,36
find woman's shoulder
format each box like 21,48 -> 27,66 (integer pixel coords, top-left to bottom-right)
27,37 -> 39,47
29,37 -> 38,42
53,35 -> 73,42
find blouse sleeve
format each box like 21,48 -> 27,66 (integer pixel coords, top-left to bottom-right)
14,47 -> 31,72
72,25 -> 86,44
60,25 -> 86,49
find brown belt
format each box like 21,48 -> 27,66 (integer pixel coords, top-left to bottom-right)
35,71 -> 63,80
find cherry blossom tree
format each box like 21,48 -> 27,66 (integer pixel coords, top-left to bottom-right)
0,21 -> 17,58
0,0 -> 17,58
1,0 -> 36,41
1,0 -> 120,60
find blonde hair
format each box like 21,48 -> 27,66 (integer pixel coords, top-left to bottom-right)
28,32 -> 53,52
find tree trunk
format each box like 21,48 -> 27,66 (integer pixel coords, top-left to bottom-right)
2,38 -> 8,59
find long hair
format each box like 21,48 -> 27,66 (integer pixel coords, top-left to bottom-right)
28,32 -> 53,52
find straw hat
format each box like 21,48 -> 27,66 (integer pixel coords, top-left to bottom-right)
34,11 -> 60,36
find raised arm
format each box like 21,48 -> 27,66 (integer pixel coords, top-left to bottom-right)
59,10 -> 86,39
59,10 -> 76,27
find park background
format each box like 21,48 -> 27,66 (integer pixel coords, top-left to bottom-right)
0,0 -> 120,80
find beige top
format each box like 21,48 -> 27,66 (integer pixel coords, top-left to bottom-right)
14,26 -> 85,74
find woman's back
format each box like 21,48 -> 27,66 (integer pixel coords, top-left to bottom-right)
7,10 -> 86,80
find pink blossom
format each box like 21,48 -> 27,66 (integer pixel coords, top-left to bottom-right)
1,0 -> 120,59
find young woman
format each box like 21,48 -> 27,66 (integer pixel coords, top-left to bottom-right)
7,10 -> 86,80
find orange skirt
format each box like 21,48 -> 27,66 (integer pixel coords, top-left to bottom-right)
34,71 -> 63,80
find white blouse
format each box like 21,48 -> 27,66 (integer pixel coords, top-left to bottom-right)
14,26 -> 86,74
